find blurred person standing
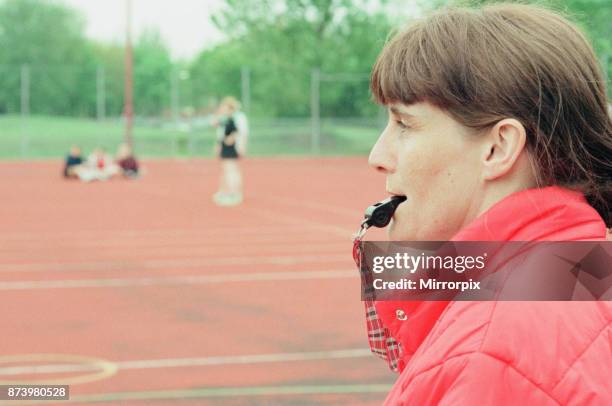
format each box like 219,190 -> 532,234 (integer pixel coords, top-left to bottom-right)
212,96 -> 249,206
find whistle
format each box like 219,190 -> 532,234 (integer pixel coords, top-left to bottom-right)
363,195 -> 407,228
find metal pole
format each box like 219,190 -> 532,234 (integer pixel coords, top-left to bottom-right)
171,69 -> 179,122
241,66 -> 250,113
310,68 -> 321,155
96,66 -> 106,121
124,0 -> 134,147
20,64 -> 30,158
170,69 -> 179,156
20,64 -> 30,116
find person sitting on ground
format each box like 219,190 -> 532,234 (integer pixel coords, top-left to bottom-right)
63,145 -> 83,178
84,147 -> 120,181
115,143 -> 139,179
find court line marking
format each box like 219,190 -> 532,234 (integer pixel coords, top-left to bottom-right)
0,253 -> 350,273
109,184 -> 355,238
242,205 -> 354,237
0,238 -> 344,251
253,193 -> 362,219
0,269 -> 355,290
0,349 -> 372,376
0,353 -> 117,385
0,244 -> 348,261
0,226 -> 327,241
63,384 -> 392,403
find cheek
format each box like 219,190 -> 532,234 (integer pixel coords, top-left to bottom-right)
431,154 -> 479,201
396,140 -> 479,217
395,142 -> 450,197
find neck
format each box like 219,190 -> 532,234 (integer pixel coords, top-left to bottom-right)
459,182 -> 535,233
467,156 -> 538,229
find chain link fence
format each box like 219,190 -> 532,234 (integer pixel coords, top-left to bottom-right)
2,55 -> 609,160
0,64 -> 385,160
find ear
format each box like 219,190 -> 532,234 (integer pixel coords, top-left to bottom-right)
481,118 -> 528,181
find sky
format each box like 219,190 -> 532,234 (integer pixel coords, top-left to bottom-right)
60,0 -> 227,59
58,0 -> 419,60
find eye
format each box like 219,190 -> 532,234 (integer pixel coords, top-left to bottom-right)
395,120 -> 410,130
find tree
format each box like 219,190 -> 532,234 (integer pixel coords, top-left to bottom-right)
191,0 -> 392,117
133,29 -> 173,116
0,1 -> 180,117
93,42 -> 125,117
0,0 -> 96,115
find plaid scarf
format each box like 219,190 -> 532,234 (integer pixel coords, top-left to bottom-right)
353,238 -> 403,372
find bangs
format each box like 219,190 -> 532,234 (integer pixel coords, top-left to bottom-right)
370,10 -> 479,110
370,24 -> 427,106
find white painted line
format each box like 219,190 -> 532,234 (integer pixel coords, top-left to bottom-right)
0,226 -> 322,241
0,254 -> 350,273
0,238 -> 343,251
243,205 -> 353,237
0,269 -> 355,290
66,384 -> 392,403
255,193 -> 360,219
0,363 -> 98,375
0,349 -> 372,376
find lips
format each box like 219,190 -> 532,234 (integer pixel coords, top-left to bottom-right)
386,190 -> 405,197
387,193 -> 407,218
386,191 -> 407,204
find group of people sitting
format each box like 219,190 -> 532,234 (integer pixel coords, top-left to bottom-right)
63,143 -> 139,182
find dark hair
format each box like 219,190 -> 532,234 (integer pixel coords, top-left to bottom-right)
370,3 -> 612,226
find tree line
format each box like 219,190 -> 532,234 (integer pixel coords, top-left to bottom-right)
0,0 -> 608,118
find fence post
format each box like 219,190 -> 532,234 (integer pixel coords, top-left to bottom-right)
310,68 -> 321,155
20,64 -> 30,159
96,66 -> 106,122
241,66 -> 250,113
170,69 -> 180,156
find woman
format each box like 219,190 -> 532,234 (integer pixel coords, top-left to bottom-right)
364,4 -> 611,404
212,96 -> 249,206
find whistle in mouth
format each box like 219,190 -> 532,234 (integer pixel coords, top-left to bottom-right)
363,195 -> 407,228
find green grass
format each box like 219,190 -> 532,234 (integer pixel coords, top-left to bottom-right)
0,115 -> 382,159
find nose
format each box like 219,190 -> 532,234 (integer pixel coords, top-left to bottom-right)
368,127 -> 395,174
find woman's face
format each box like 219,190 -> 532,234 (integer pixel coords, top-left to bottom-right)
368,102 -> 486,240
218,102 -> 236,116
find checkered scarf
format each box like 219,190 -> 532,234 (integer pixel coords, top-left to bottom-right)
353,238 -> 403,372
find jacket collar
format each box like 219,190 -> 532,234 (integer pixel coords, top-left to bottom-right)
452,186 -> 606,242
375,186 -> 607,363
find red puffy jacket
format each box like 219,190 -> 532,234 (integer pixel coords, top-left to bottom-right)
377,187 -> 611,405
